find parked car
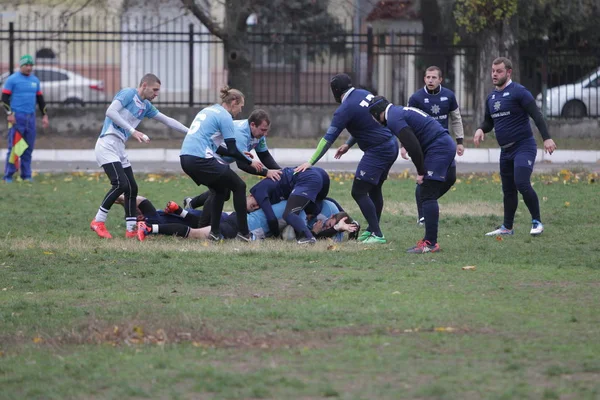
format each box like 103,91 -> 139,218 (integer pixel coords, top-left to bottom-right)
536,67 -> 600,118
0,66 -> 106,106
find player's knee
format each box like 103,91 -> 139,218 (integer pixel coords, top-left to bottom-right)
515,181 -> 533,193
351,181 -> 370,200
420,180 -> 443,201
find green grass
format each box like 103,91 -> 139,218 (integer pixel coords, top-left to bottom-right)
1,170 -> 599,399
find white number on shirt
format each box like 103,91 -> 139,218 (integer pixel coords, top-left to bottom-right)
403,106 -> 429,117
359,94 -> 375,108
187,113 -> 207,135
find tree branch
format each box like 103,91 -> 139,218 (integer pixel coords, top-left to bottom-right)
181,0 -> 225,39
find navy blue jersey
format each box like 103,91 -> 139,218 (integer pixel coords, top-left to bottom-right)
250,168 -> 294,207
386,105 -> 448,151
324,88 -> 393,151
485,82 -> 536,146
408,86 -> 458,129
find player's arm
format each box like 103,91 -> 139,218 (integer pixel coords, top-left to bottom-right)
106,99 -> 137,134
236,159 -> 269,177
478,105 -> 494,133
395,126 -> 425,176
296,125 -> 344,172
256,150 -> 281,169
344,135 -> 357,148
523,100 -> 551,141
220,118 -> 252,165
449,108 -> 464,145
36,88 -> 47,116
1,91 -> 10,115
152,112 -> 188,134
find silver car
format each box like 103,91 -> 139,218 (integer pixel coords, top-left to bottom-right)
536,67 -> 600,118
0,66 -> 106,106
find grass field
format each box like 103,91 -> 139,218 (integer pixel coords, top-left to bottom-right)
1,170 -> 599,400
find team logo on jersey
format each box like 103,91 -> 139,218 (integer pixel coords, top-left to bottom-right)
427,171 -> 433,176
441,97 -> 448,101
492,94 -> 496,99
494,101 -> 501,111
137,109 -> 144,117
503,92 -> 510,97
424,98 -> 429,103
31,82 -> 37,88
133,96 -> 145,108
431,104 -> 441,115
360,170 -> 366,177
528,160 -> 532,166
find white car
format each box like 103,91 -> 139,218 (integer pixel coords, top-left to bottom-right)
0,66 -> 106,106
536,67 -> 600,118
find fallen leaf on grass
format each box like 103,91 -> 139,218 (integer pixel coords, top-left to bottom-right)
462,266 -> 476,271
564,201 -> 570,207
496,236 -> 503,241
32,336 -> 44,344
43,251 -> 53,255
326,244 -> 338,251
392,291 -> 401,294
434,327 -> 456,332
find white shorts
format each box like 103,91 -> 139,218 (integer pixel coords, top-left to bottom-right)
95,135 -> 130,168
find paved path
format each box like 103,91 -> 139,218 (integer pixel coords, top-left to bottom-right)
30,160 -> 599,174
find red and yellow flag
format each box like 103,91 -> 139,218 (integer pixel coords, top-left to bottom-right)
8,130 -> 29,169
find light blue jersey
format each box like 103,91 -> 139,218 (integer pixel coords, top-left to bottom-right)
100,88 -> 158,141
248,201 -> 306,239
180,104 -> 236,159
307,199 -> 343,242
218,119 -> 268,164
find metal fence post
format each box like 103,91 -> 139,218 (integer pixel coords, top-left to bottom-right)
189,23 -> 194,107
366,25 -> 374,91
541,36 -> 549,118
9,22 -> 14,75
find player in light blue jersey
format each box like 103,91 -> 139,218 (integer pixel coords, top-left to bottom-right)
90,73 -> 189,239
474,57 -> 556,237
180,86 -> 257,243
182,109 -> 282,221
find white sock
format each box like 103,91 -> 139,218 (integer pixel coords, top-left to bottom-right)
126,217 -> 137,232
180,209 -> 188,218
95,207 -> 109,223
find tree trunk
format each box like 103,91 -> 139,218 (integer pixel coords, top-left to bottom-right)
420,0 -> 446,70
224,37 -> 254,118
474,31 -> 499,126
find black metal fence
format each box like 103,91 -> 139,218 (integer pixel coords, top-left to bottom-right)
1,15 -> 599,118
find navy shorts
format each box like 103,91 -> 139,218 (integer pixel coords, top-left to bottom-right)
356,137 -> 399,184
423,134 -> 456,182
291,169 -> 326,203
499,136 -> 537,174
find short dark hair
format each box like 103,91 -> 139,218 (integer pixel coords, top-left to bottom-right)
248,109 -> 270,126
332,212 -> 354,225
140,73 -> 161,86
425,66 -> 442,78
492,57 -> 512,70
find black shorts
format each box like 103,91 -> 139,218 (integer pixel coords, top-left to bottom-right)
180,155 -> 229,187
220,213 -> 238,239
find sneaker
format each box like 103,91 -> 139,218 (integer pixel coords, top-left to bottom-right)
348,221 -> 361,240
236,232 -> 255,242
3,178 -> 13,183
362,234 -> 387,244
136,221 -> 151,241
407,240 -> 440,254
418,217 -> 425,226
530,219 -> 544,236
485,225 -> 514,236
164,201 -> 180,214
125,229 -> 137,239
183,197 -> 193,209
357,230 -> 372,242
297,236 -> 317,245
22,177 -> 33,182
90,219 -> 112,239
208,231 -> 224,242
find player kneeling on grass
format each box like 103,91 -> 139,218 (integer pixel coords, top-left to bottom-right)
90,73 -> 189,239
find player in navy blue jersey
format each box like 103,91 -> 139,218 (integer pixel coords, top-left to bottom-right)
249,167 -> 330,244
369,96 -> 456,253
474,57 -> 556,237
408,66 -> 464,225
295,74 -> 399,244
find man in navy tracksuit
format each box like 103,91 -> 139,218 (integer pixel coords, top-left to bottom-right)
474,57 -> 556,237
2,54 -> 49,182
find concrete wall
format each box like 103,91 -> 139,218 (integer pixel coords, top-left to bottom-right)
0,106 -> 598,140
